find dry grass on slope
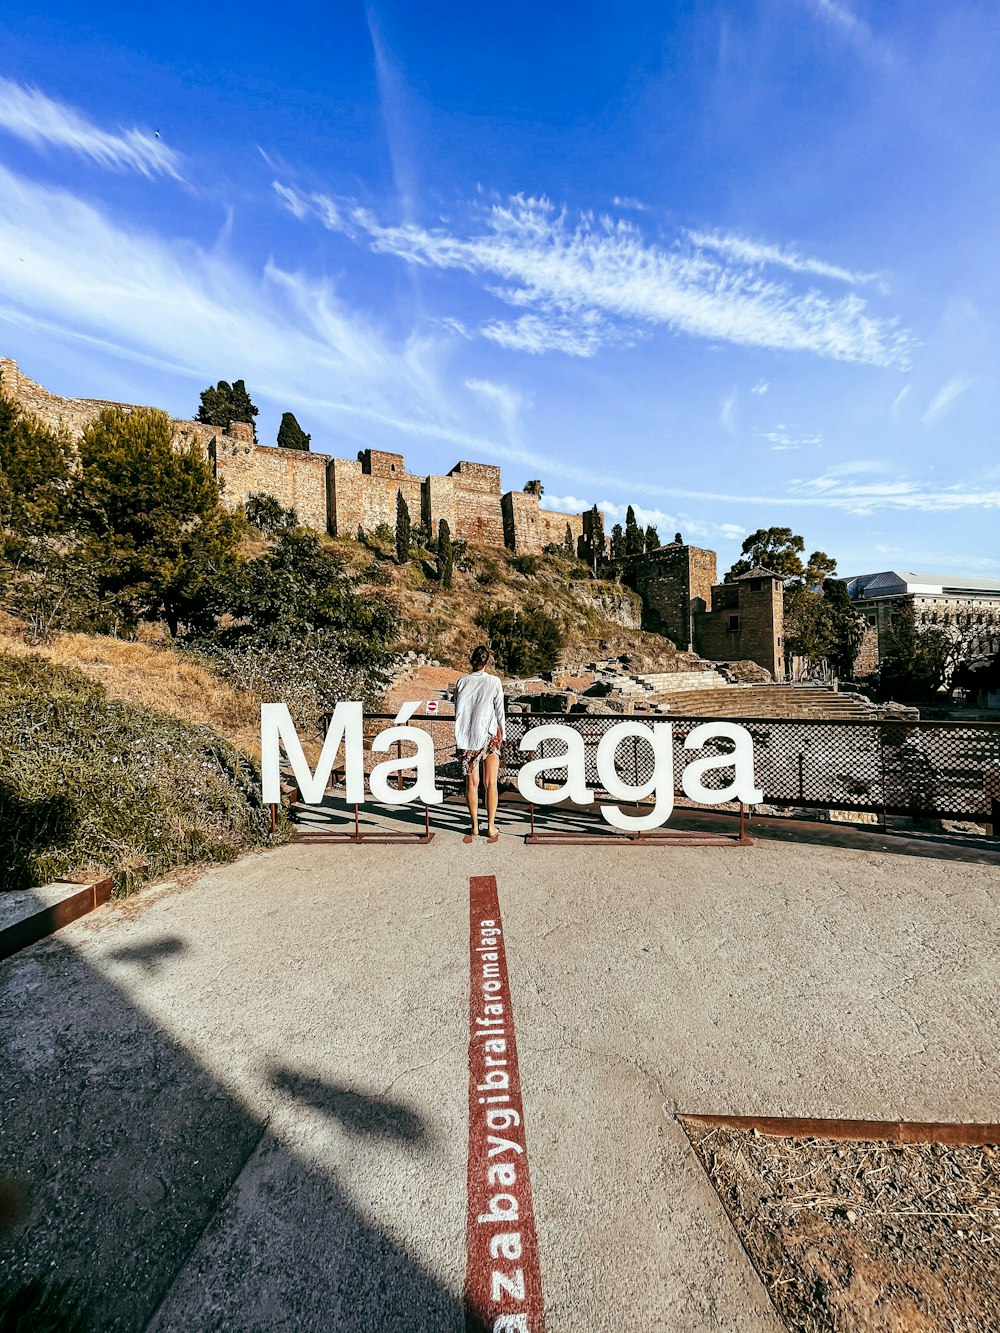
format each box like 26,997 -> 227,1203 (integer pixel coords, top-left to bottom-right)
0,614 -> 260,756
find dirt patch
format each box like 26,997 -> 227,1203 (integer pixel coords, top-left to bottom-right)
684,1123 -> 999,1332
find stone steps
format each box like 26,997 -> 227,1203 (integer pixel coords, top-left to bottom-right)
654,685 -> 873,720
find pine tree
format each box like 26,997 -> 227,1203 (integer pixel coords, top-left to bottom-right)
644,524 -> 660,553
395,491 -> 411,564
196,379 -> 259,440
610,523 -> 625,560
276,412 -> 311,451
437,518 -> 454,589
624,505 -> 643,556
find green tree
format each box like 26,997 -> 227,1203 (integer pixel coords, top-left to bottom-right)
823,579 -> 866,678
395,490 -> 411,564
878,602 -> 950,700
624,505 -> 644,557
564,523 -> 574,555
73,406 -> 245,636
276,412 -> 311,451
0,393 -> 74,536
726,527 -> 806,583
644,524 -> 660,553
588,505 -> 606,571
804,550 -> 837,588
523,479 -> 543,497
196,379 -> 259,441
437,518 -> 454,589
610,523 -> 625,560
479,607 -> 563,676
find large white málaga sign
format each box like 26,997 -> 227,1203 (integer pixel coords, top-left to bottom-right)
261,702 -> 763,832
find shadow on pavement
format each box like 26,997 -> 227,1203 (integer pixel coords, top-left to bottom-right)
294,788 -> 1000,866
0,928 -> 478,1332
268,1069 -> 427,1145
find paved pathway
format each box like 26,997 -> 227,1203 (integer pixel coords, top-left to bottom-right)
1,803 -> 997,1330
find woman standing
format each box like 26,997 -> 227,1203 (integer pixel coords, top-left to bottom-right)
453,644 -> 505,843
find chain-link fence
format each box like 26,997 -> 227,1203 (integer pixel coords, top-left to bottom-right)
340,712 -> 1000,823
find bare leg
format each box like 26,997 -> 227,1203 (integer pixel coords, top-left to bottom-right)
465,765 -> 480,839
484,752 -> 500,838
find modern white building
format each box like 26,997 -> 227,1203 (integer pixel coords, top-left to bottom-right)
845,570 -> 1000,676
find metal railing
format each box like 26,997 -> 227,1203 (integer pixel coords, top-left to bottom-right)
323,712 -> 1000,825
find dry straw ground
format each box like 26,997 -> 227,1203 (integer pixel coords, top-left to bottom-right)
687,1123 -> 999,1332
0,613 -> 261,756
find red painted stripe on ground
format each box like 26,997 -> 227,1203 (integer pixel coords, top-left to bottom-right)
465,875 -> 546,1333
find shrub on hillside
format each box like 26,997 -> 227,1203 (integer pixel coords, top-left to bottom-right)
194,528 -> 400,718
0,653 -> 288,893
478,607 -> 563,676
245,492 -> 298,534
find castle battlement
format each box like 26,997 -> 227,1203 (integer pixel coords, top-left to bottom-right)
0,357 -> 590,555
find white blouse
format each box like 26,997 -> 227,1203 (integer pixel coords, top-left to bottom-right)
454,670 -> 506,752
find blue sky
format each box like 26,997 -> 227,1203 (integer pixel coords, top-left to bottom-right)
1,0 -> 999,576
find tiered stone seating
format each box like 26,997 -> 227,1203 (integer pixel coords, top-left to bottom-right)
653,684 -> 873,719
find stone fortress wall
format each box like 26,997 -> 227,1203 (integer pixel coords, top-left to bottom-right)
1,356 -> 787,675
0,357 -> 585,556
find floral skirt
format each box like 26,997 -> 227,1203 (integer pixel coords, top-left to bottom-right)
457,732 -> 503,777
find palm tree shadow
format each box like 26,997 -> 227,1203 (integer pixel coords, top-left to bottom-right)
0,935 -> 489,1332
269,1068 -> 426,1144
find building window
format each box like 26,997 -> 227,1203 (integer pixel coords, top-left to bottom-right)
749,579 -> 762,592
390,463 -> 396,472
728,615 -> 740,631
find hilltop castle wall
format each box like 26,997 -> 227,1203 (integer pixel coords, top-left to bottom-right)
0,357 -> 588,556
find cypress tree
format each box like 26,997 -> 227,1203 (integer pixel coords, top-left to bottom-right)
395,491 -> 411,564
644,524 -> 660,553
564,523 -> 574,554
438,518 -> 454,589
624,505 -> 643,556
610,523 -> 625,560
276,412 -> 311,451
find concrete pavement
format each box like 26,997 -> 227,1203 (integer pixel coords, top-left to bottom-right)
1,800 -> 997,1330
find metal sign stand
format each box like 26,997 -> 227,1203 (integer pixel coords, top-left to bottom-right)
524,800 -> 752,847
273,801 -> 435,844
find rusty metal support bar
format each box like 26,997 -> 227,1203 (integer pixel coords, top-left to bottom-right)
524,802 -> 752,847
680,1112 -> 1000,1147
293,801 -> 435,845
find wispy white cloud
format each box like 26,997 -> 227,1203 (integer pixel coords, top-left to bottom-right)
612,195 -> 647,211
543,497 -> 755,543
756,426 -> 823,451
479,311 -> 614,358
922,374 -> 975,425
720,387 -> 737,433
800,0 -> 891,62
788,469 -> 1000,514
820,458 -> 893,477
0,79 -> 182,179
464,377 -> 530,436
0,161 -> 507,460
686,228 -> 878,286
891,382 -> 911,420
751,378 -> 769,395
275,187 -> 914,368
